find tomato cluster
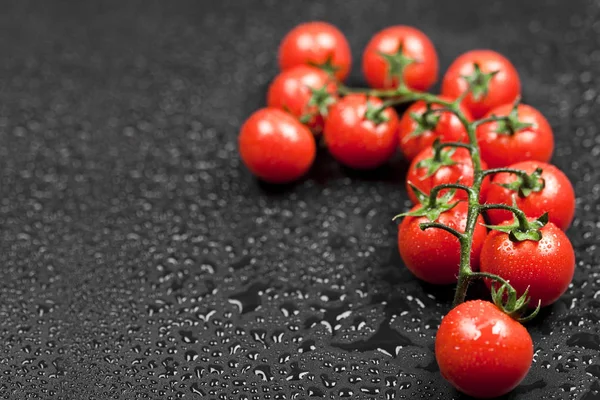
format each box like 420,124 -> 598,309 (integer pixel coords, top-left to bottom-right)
238,22 -> 577,399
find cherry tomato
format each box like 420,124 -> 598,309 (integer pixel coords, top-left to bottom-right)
476,103 -> 554,168
436,300 -> 533,398
278,21 -> 351,81
267,65 -> 338,133
323,94 -> 398,169
406,147 -> 490,204
484,161 -> 575,230
362,26 -> 438,92
398,97 -> 472,162
398,202 -> 487,284
239,108 -> 316,183
442,50 -> 521,119
480,221 -> 575,307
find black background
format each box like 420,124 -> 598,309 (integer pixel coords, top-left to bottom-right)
1,1 -> 599,399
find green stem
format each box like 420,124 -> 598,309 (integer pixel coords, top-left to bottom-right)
419,222 -> 465,240
470,271 -> 515,290
452,114 -> 489,307
472,115 -> 511,127
428,183 -> 474,202
480,203 -> 531,231
436,141 -> 474,152
469,271 -> 519,307
481,167 -> 532,178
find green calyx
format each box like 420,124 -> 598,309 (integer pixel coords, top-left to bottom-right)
309,53 -> 340,78
494,101 -> 534,135
364,101 -> 389,125
462,63 -> 498,101
416,144 -> 456,178
499,167 -> 545,197
379,43 -> 415,87
393,184 -> 459,222
408,105 -> 441,138
491,283 -> 541,322
299,85 -> 337,124
485,212 -> 548,242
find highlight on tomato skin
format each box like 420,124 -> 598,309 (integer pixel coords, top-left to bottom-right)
480,220 -> 575,307
397,202 -> 487,285
238,108 -> 317,184
483,161 -> 576,231
278,21 -> 352,82
442,49 -> 521,119
267,65 -> 338,133
476,103 -> 554,168
362,25 -> 439,92
435,300 -> 533,398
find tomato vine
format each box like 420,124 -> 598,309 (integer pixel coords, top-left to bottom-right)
240,22 -> 578,398
339,83 -> 541,320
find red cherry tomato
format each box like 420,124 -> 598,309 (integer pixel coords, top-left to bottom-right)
476,103 -> 554,168
436,300 -> 533,398
442,50 -> 521,118
323,94 -> 398,169
398,202 -> 487,284
362,26 -> 438,92
239,108 -> 316,183
278,21 -> 352,81
484,161 -> 575,230
480,221 -> 575,307
406,147 -> 490,204
267,65 -> 338,133
398,98 -> 472,162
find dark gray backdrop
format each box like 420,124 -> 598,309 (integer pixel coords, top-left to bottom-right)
1,1 -> 599,399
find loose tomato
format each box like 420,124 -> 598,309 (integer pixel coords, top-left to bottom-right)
436,300 -> 533,398
278,21 -> 352,81
323,94 -> 398,169
267,65 -> 337,133
480,220 -> 575,307
484,161 -> 575,230
362,26 -> 438,92
239,108 -> 316,183
442,50 -> 521,119
476,103 -> 554,168
398,98 -> 472,162
398,202 -> 487,284
406,146 -> 489,204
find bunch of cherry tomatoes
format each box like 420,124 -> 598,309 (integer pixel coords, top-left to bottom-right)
238,22 -> 576,399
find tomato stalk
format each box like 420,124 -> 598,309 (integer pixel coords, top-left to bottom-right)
367,86 -> 487,305
427,183 -> 473,202
339,82 -> 539,314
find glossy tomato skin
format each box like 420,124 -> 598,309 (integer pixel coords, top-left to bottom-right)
362,26 -> 438,91
323,94 -> 398,169
267,65 -> 337,133
484,161 -> 575,230
442,50 -> 521,119
406,147 -> 490,204
279,21 -> 351,81
398,98 -> 472,162
436,300 -> 533,398
398,202 -> 487,284
239,108 -> 316,183
477,104 -> 554,168
480,221 -> 575,307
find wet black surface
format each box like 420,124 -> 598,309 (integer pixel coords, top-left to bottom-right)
1,1 -> 599,399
